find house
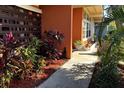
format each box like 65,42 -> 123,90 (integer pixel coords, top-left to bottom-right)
0,5 -> 103,59
39,5 -> 104,58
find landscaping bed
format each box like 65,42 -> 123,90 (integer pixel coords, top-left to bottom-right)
88,62 -> 101,88
0,31 -> 66,88
9,59 -> 66,88
117,63 -> 124,88
89,62 -> 124,88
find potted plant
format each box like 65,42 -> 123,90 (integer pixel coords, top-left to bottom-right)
74,40 -> 83,50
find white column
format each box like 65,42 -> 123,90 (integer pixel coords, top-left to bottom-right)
90,19 -> 95,41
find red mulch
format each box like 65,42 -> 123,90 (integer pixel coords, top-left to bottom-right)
9,59 -> 65,88
118,64 -> 124,87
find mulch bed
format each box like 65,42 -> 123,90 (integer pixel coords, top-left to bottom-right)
117,63 -> 124,88
9,59 -> 66,88
88,62 -> 100,88
89,61 -> 124,88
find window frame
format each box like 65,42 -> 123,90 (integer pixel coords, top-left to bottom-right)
83,12 -> 91,39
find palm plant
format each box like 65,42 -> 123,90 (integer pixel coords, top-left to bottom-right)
94,5 -> 124,87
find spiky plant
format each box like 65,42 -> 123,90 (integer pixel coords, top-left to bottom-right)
94,5 -> 124,88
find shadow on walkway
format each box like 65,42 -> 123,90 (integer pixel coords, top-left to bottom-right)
38,63 -> 95,88
78,53 -> 97,55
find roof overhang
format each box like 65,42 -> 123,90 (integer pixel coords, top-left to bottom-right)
73,5 -> 104,22
16,5 -> 42,14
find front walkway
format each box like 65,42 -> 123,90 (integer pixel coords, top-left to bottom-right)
38,50 -> 98,88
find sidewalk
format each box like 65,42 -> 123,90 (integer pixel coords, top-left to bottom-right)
38,51 -> 98,88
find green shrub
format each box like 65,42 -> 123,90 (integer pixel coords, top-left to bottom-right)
0,35 -> 46,87
95,6 -> 124,88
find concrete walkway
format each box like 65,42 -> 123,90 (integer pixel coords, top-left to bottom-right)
38,51 -> 98,88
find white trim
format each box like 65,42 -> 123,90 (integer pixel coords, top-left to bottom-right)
83,36 -> 92,41
16,5 -> 42,14
83,19 -> 91,38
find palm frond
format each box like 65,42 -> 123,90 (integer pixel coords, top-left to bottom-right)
98,6 -> 124,46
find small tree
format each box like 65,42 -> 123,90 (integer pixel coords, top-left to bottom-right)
95,5 -> 124,87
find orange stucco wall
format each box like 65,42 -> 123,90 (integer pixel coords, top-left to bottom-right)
40,5 -> 73,58
72,8 -> 83,45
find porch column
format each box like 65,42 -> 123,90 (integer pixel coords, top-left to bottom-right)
72,8 -> 83,44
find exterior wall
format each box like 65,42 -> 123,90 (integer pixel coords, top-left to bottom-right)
40,5 -> 73,58
72,8 -> 83,45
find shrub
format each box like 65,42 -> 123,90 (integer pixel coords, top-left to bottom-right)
94,6 -> 124,88
0,32 -> 46,87
40,30 -> 64,60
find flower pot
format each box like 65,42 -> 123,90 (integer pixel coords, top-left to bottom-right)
75,45 -> 83,50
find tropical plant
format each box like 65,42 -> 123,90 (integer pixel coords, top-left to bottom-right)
44,30 -> 64,42
0,32 -> 20,87
20,36 -> 45,72
74,40 -> 82,46
94,5 -> 124,88
40,30 -> 64,59
0,32 -> 45,87
73,40 -> 83,50
21,46 -> 38,66
7,58 -> 33,80
0,70 -> 13,88
37,56 -> 46,73
28,36 -> 41,50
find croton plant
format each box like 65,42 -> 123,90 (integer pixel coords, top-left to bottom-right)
39,30 -> 65,60
0,30 -> 65,88
0,32 -> 45,88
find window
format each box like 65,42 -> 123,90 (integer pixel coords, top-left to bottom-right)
83,12 -> 91,38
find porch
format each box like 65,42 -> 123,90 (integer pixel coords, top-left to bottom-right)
40,5 -> 103,59
0,5 -> 103,88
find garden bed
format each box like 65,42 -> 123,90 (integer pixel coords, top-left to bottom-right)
117,63 -> 124,88
9,59 -> 66,88
88,62 -> 100,88
89,61 -> 124,88
0,31 -> 66,88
